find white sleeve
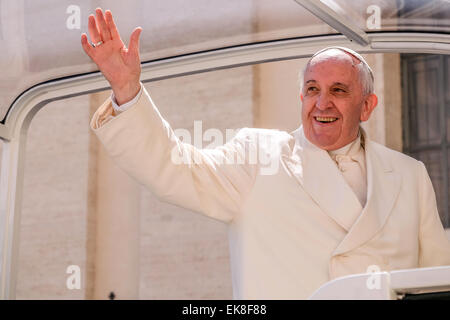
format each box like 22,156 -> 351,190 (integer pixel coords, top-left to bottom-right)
111,83 -> 144,114
90,87 -> 260,223
418,161 -> 450,267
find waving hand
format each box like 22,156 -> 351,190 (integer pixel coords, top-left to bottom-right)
81,8 -> 142,105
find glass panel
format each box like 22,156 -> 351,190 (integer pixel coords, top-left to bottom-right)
0,0 -> 332,122
14,53 -> 314,298
17,94 -> 92,299
322,0 -> 450,32
16,64 -> 258,299
15,52 -> 446,297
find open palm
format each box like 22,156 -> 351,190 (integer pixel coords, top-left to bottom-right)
81,8 -> 142,105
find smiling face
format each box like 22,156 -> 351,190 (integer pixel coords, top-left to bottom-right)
301,49 -> 378,151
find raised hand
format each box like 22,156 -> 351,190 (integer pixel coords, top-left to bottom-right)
81,8 -> 142,105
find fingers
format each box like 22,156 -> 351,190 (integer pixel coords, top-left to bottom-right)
105,10 -> 121,41
81,33 -> 94,58
95,8 -> 112,42
88,14 -> 101,44
128,27 -> 142,59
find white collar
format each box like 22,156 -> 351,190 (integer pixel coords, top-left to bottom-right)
328,132 -> 362,158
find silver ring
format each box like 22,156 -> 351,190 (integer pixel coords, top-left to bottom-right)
92,41 -> 103,48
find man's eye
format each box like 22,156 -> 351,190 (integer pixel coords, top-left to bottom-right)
307,87 -> 318,92
332,87 -> 346,93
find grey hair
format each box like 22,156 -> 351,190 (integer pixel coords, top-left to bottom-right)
300,46 -> 374,96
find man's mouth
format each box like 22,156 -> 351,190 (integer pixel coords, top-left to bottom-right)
314,116 -> 339,123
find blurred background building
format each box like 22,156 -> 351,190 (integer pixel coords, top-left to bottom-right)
0,0 -> 449,299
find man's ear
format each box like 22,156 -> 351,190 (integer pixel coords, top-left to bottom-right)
360,93 -> 378,122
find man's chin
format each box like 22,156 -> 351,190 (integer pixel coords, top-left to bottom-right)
308,133 -> 339,151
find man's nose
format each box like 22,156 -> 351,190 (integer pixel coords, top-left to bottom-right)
316,92 -> 332,110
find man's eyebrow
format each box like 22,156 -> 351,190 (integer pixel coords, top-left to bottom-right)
305,80 -> 350,88
333,82 -> 350,88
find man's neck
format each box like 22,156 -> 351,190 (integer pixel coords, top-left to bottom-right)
328,132 -> 361,157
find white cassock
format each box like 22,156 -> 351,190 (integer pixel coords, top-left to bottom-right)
90,84 -> 450,299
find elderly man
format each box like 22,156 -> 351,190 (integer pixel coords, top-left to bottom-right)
83,9 -> 450,299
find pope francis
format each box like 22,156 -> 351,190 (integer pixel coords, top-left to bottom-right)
82,9 -> 450,299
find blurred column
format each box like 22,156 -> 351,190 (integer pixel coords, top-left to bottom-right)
382,54 -> 402,152
252,1 -> 311,131
253,59 -> 303,131
89,91 -> 141,300
361,53 -> 402,150
362,54 -> 386,145
378,5 -> 402,151
252,0 -> 339,131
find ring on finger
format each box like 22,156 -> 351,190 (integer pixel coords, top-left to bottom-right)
91,40 -> 103,48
